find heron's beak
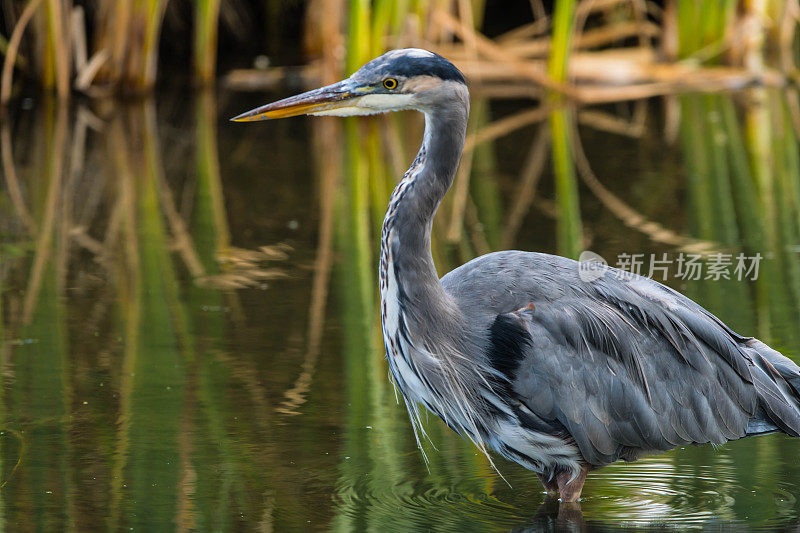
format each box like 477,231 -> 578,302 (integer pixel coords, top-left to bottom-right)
230,80 -> 358,122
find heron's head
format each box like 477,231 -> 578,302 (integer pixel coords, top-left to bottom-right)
231,49 -> 467,122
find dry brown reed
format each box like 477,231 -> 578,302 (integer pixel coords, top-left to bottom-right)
3,1 -> 798,102
1,0 -> 222,101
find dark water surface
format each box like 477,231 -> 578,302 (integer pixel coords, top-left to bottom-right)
2,87 -> 800,531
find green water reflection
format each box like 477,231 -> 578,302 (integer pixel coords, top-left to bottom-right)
1,87 -> 800,530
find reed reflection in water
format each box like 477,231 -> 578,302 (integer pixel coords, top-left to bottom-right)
1,87 -> 800,530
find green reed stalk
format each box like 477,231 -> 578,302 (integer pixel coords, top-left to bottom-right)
347,0 -> 371,74
550,106 -> 582,258
371,0 -> 392,56
410,0 -> 427,22
194,0 -> 221,82
676,0 -> 737,62
676,1 -> 700,58
388,0 -> 410,34
548,0 -> 575,83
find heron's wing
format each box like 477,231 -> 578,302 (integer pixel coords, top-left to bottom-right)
442,251 -> 800,466
502,300 -> 749,465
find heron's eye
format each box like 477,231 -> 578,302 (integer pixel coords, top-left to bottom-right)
382,78 -> 398,90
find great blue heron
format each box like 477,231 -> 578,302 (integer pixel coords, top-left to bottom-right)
233,49 -> 800,502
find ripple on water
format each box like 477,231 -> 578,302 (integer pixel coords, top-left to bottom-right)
333,477 -> 531,531
578,446 -> 800,529
330,440 -> 800,531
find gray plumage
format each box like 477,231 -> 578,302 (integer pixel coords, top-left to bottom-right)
443,252 -> 800,462
234,48 -> 800,502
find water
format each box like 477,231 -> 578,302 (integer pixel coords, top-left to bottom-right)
2,87 -> 800,531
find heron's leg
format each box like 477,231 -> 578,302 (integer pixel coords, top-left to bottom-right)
536,473 -> 559,496
555,464 -> 590,503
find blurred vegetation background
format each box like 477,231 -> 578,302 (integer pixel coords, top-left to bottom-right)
3,1 -> 800,530
1,0 -> 799,103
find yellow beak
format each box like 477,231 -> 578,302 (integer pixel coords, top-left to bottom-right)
230,80 -> 356,122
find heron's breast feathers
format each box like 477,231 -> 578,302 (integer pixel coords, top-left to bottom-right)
380,248 -> 583,474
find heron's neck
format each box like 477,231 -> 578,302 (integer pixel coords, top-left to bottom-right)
381,104 -> 468,324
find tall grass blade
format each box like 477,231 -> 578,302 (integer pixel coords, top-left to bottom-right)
347,0 -> 371,73
547,0 -> 575,84
194,0 -> 222,82
550,106 -> 582,258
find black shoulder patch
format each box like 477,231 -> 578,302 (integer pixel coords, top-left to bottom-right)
488,313 -> 531,379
